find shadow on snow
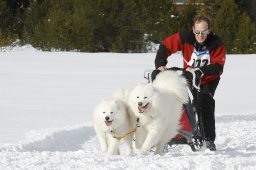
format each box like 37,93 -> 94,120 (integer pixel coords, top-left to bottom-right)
19,126 -> 95,152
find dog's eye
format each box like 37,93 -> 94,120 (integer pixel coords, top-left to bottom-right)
103,112 -> 105,114
137,96 -> 139,98
144,97 -> 147,99
110,112 -> 113,114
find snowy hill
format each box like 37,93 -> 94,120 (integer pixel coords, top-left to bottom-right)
0,46 -> 255,169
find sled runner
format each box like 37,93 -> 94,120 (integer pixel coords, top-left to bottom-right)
143,67 -> 204,152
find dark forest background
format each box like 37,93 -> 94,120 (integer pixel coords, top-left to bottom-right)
1,0 -> 256,53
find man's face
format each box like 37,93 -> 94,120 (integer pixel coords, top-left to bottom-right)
193,21 -> 210,44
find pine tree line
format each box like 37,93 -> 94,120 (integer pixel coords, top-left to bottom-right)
0,0 -> 256,53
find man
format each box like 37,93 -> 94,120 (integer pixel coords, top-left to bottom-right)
152,15 -> 226,151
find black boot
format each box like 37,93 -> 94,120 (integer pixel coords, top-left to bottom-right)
205,140 -> 216,151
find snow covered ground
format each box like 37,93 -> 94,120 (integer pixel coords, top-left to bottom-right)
0,45 -> 255,169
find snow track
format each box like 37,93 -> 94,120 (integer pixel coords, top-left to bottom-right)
0,113 -> 256,170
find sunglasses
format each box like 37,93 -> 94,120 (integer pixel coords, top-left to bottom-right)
194,29 -> 209,36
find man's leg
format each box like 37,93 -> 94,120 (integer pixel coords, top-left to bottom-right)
200,79 -> 219,151
201,94 -> 216,142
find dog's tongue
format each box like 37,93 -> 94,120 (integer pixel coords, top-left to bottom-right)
105,120 -> 112,126
139,106 -> 149,113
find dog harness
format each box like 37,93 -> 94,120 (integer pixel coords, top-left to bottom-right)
111,118 -> 140,141
111,128 -> 136,141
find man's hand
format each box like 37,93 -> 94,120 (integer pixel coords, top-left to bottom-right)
157,66 -> 167,72
184,68 -> 204,90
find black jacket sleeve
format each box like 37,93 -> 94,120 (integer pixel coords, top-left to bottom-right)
200,63 -> 223,76
154,44 -> 168,69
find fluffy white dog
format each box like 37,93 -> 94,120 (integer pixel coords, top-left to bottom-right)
93,90 -> 136,155
129,70 -> 188,155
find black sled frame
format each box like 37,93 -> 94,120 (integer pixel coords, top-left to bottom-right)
143,67 -> 205,152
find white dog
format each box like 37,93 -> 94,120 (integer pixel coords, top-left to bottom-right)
129,70 -> 188,155
93,90 -> 136,155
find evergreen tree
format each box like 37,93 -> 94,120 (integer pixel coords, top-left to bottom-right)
0,0 -> 17,46
193,0 -> 214,17
138,0 -> 178,43
24,0 -> 147,52
110,1 -> 145,52
6,0 -> 29,39
24,0 -> 95,51
235,0 -> 256,22
176,1 -> 197,31
213,0 -> 241,53
193,0 -> 223,20
233,12 -> 256,53
88,0 -> 145,52
19,0 -> 256,53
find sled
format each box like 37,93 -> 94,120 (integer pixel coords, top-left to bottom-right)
143,67 -> 204,152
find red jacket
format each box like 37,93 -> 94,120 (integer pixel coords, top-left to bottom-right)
155,31 -> 226,84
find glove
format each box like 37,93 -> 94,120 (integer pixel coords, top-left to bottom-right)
183,68 -> 204,90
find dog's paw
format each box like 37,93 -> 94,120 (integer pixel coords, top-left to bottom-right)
140,148 -> 149,155
107,150 -> 120,155
135,150 -> 146,157
101,147 -> 107,153
125,148 -> 133,156
125,151 -> 133,156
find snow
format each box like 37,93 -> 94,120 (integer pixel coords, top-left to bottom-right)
0,45 -> 256,169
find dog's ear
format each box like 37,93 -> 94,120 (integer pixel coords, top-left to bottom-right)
102,97 -> 110,102
110,98 -> 121,110
103,97 -> 108,100
112,98 -> 117,104
110,98 -> 117,105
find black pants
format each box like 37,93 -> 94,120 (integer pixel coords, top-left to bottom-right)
151,69 -> 219,141
193,79 -> 219,141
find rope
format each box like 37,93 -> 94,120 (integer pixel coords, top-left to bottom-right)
111,128 -> 137,141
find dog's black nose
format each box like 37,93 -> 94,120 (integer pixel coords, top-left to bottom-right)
105,116 -> 110,121
138,102 -> 143,106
